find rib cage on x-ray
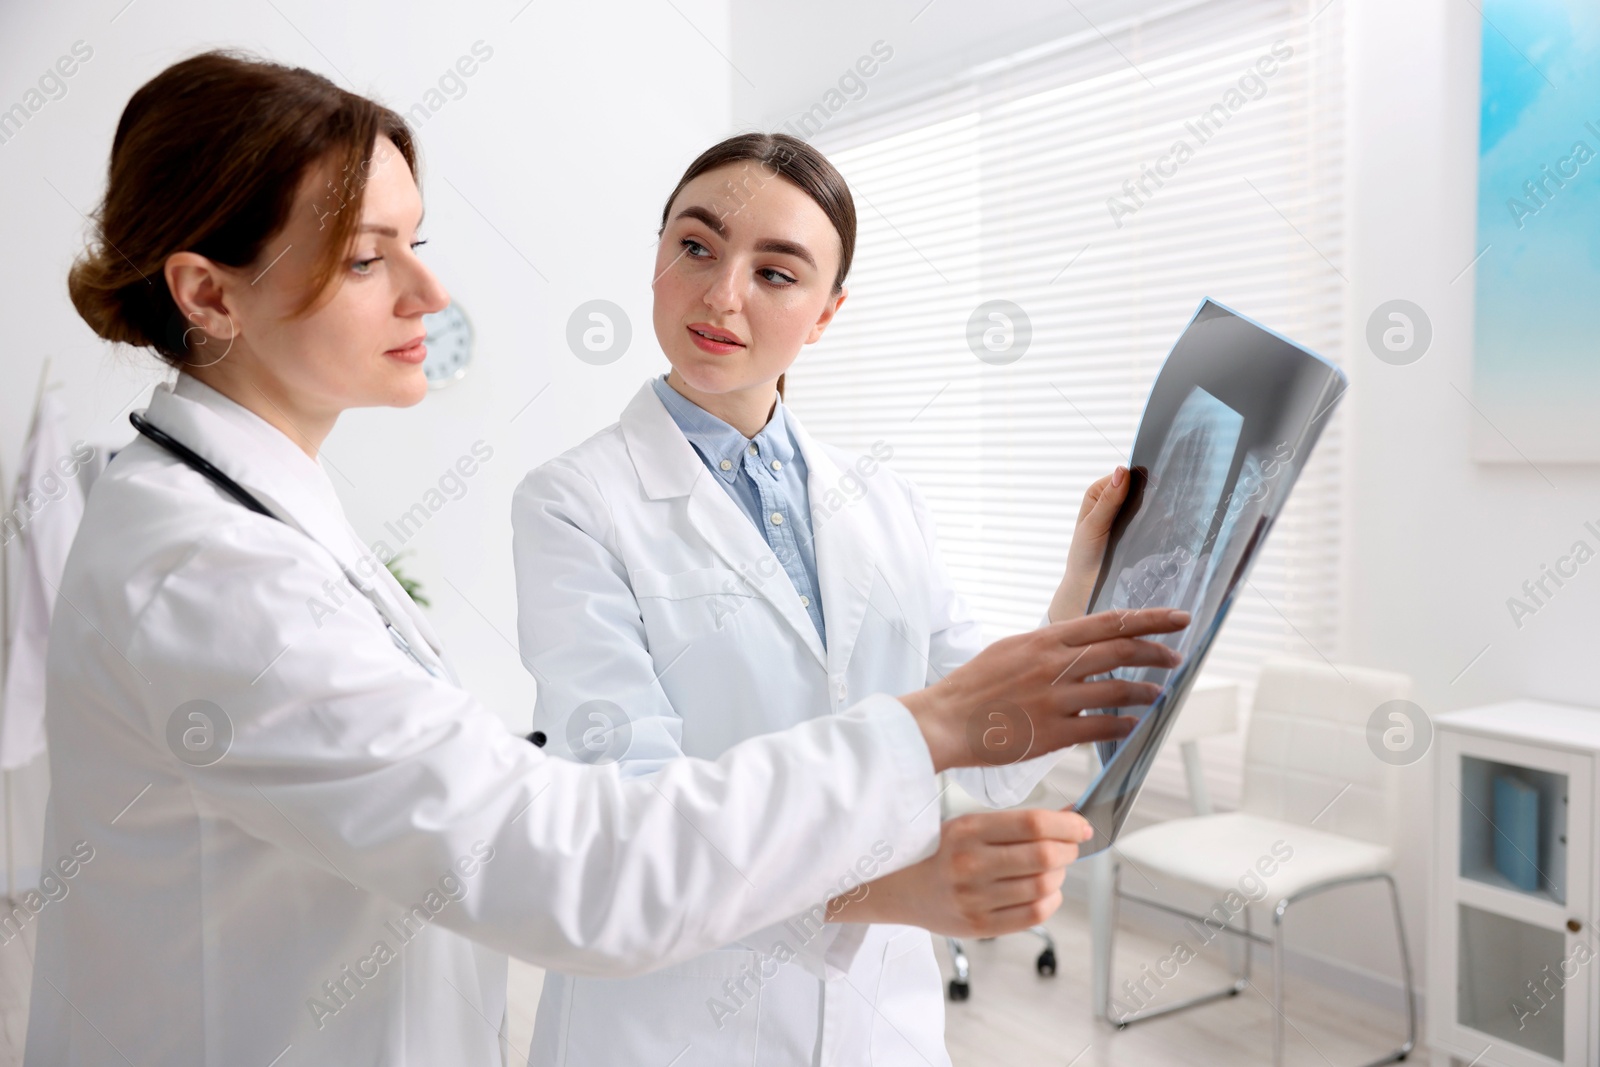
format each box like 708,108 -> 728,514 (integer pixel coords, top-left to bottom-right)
1071,299 -> 1346,857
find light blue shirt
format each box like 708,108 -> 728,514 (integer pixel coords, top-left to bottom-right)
651,376 -> 826,645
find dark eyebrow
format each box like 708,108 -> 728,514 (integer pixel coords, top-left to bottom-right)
755,238 -> 815,269
673,205 -> 727,239
672,206 -> 817,269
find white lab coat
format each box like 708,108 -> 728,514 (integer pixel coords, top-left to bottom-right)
23,374 -> 946,1067
511,380 -> 1060,1067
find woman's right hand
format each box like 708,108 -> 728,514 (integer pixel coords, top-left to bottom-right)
899,607 -> 1188,773
826,806 -> 1094,936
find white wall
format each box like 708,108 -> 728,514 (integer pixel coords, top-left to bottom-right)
1342,0 -> 1600,719
729,0 -> 1140,132
1324,0 -> 1600,1012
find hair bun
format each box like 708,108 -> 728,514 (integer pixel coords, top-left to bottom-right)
67,244 -> 157,351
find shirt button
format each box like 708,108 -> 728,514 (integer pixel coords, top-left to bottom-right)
836,681 -> 848,700
747,444 -> 758,456
770,512 -> 784,525
799,595 -> 810,607
719,459 -> 733,471
770,460 -> 782,471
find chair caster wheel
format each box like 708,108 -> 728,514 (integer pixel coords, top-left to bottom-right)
948,979 -> 970,1001
1036,948 -> 1057,976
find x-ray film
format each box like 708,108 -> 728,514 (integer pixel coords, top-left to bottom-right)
1073,299 -> 1346,857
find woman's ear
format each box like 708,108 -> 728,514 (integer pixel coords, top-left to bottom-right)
164,251 -> 240,345
805,286 -> 849,345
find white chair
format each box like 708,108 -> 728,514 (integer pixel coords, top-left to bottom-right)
1088,678 -> 1242,1007
951,678 -> 1241,1001
1098,657 -> 1418,1067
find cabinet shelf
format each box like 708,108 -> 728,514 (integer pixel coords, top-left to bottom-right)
1428,701 -> 1599,1067
1457,755 -> 1568,905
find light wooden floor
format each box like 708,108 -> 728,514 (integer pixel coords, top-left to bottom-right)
0,907 -> 34,1063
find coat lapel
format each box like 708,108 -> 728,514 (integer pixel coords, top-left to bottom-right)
619,381 -> 827,671
783,413 -> 879,680
141,375 -> 453,681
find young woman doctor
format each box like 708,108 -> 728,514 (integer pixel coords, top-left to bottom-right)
28,55 -> 1186,1066
511,134 -> 1181,1066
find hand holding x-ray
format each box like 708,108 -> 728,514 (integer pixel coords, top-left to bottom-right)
1048,464 -> 1135,625
1071,299 -> 1347,856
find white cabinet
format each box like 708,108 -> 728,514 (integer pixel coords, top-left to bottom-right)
1429,701 -> 1600,1067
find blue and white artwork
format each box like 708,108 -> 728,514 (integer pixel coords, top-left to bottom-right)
1473,0 -> 1600,462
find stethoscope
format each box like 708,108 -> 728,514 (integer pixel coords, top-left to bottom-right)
129,411 -> 445,680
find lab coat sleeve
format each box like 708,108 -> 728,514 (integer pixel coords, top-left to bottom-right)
901,474 -> 1062,810
510,459 -> 685,779
511,458 -> 873,980
122,517 -> 943,979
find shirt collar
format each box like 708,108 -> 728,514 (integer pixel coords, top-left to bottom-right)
650,375 -> 796,482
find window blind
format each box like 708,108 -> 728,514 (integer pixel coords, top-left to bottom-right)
787,0 -> 1346,806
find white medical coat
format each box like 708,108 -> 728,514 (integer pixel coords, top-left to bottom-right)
511,381 -> 1059,1066
22,374 -> 943,1066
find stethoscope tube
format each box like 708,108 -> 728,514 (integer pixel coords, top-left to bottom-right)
128,410 -> 444,680
130,411 -> 276,519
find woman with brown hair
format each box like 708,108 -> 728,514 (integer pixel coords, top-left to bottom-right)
511,133 -> 1179,1065
30,54 -> 1185,1065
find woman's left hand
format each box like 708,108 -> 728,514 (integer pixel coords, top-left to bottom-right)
1047,465 -> 1130,624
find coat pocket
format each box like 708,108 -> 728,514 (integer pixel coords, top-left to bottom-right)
556,947 -> 763,1066
629,567 -> 760,645
868,927 -> 950,1066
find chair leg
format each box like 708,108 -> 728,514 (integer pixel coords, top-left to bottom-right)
1090,852 -> 1117,1021
1109,872 -> 1414,1065
945,936 -> 970,1000
1383,873 -> 1418,1062
1104,882 -> 1251,1029
1271,875 -> 1416,1067
1272,903 -> 1287,1067
1242,906 -> 1253,982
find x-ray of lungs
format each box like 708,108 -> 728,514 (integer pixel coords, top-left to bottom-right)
1074,299 -> 1347,857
